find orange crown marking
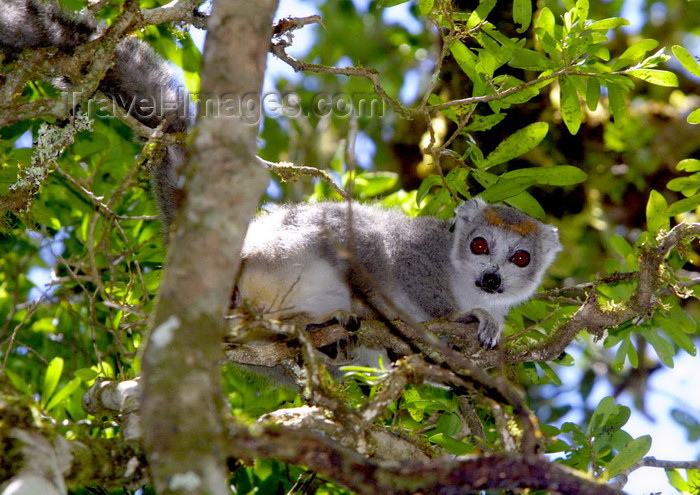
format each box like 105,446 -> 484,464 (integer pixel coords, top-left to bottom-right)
483,207 -> 538,236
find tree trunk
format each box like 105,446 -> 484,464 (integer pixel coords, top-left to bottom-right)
139,1 -> 277,493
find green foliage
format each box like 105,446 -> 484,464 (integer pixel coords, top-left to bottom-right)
548,396 -> 651,479
666,468 -> 700,495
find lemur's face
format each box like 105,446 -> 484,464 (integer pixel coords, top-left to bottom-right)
451,202 -> 562,307
456,224 -> 544,305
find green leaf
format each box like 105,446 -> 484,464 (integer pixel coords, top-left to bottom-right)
610,234 -> 633,257
575,0 -> 589,23
672,45 -> 700,77
612,337 -> 630,372
668,195 -> 700,217
417,0 -> 434,15
41,357 -> 64,408
416,175 -> 442,206
537,361 -> 562,385
657,316 -> 696,356
588,396 -> 618,435
450,41 -> 479,83
641,327 -> 675,367
510,48 -> 551,70
535,7 -> 555,38
481,122 -> 549,169
467,0 -> 495,30
585,77 -> 601,111
75,368 -> 100,382
476,50 -> 497,77
352,172 -> 399,197
503,165 -> 587,186
45,377 -> 82,412
588,44 -> 611,61
376,0 -> 410,7
667,175 -> 700,196
612,39 -> 659,71
479,177 -> 537,202
445,167 -> 471,199
666,469 -> 692,492
463,113 -> 506,132
677,158 -> 700,172
513,0 -> 532,33
605,435 -> 652,479
429,433 -> 474,455
587,17 -> 630,31
559,76 -> 582,134
504,191 -> 546,219
671,409 -> 700,442
535,8 -> 559,59
607,84 -> 626,123
646,190 -> 670,233
688,108 -> 700,125
627,69 -> 679,87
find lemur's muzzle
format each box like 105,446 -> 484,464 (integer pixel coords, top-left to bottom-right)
476,271 -> 502,293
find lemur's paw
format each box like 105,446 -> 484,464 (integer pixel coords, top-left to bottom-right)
454,308 -> 502,349
317,334 -> 360,364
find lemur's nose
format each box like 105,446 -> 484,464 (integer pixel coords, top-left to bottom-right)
476,271 -> 501,293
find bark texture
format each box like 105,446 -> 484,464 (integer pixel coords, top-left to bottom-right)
138,1 -> 277,494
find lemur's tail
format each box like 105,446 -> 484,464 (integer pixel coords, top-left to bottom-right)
0,0 -> 191,228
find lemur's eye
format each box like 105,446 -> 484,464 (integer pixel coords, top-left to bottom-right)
511,250 -> 531,267
470,237 -> 489,255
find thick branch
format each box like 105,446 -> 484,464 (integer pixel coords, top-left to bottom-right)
227,419 -> 623,495
138,1 -> 276,494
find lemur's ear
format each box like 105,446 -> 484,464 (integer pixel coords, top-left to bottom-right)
538,224 -> 563,269
455,198 -> 487,222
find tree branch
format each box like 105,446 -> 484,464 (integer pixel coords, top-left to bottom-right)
138,1 -> 277,494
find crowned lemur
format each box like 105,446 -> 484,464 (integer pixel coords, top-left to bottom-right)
0,1 -> 562,358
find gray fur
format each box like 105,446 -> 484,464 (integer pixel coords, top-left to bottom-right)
237,198 -> 562,350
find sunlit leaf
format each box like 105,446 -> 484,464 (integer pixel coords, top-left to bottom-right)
510,48 -> 551,70
479,177 -> 537,202
677,158 -> 700,172
646,190 -> 670,233
587,396 -> 620,435
607,84 -> 627,123
429,433 -> 474,455
417,0 -> 434,15
587,17 -> 629,31
467,0 -> 495,30
688,108 -> 700,124
627,69 -> 678,87
449,41 -> 479,83
45,377 -> 82,412
504,191 -> 545,219
503,165 -> 588,186
585,77 -> 600,111
612,39 -> 659,71
513,0 -> 532,33
376,0 -> 410,7
672,45 -> 700,77
574,0 -> 589,23
481,122 -> 549,169
641,327 -> 675,367
463,113 -> 506,132
41,357 -> 64,408
559,75 -> 582,134
605,435 -> 652,479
